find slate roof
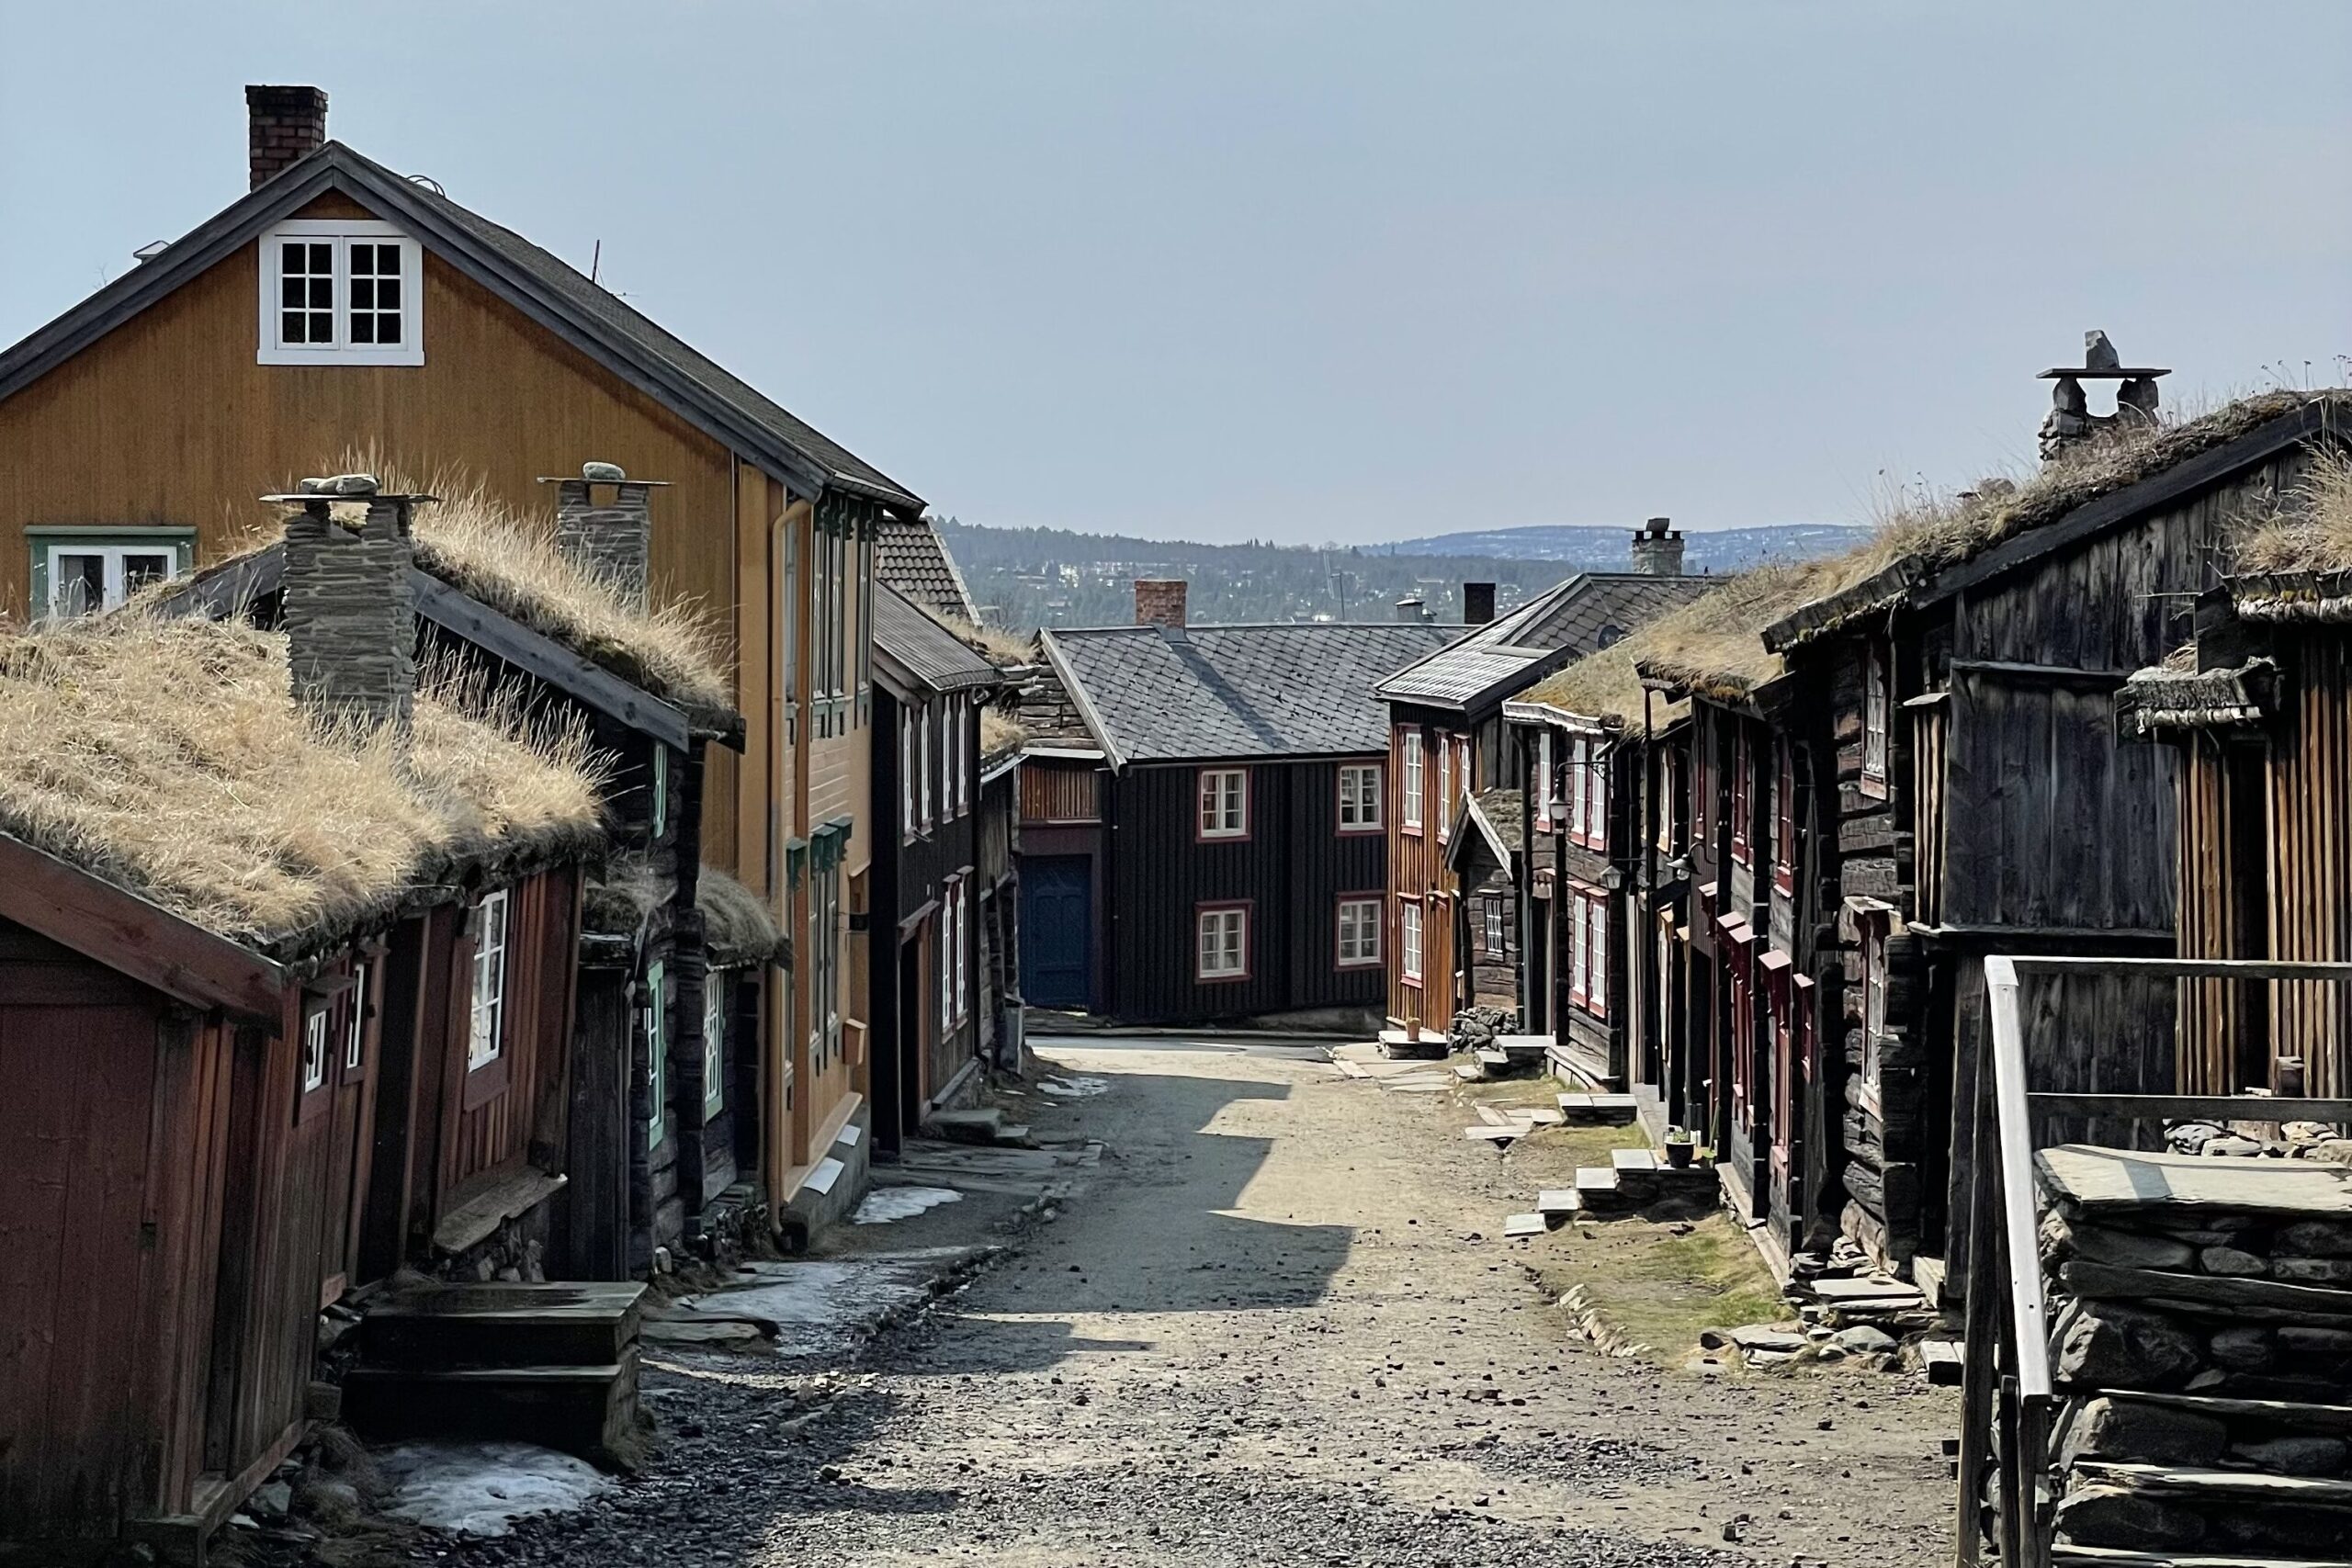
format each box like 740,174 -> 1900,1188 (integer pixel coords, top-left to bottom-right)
1375,573 -> 1713,712
0,141 -> 919,511
872,582 -> 1000,695
1043,621 -> 1461,767
875,516 -> 980,624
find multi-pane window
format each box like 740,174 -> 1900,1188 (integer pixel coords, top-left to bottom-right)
302,1007 -> 331,1093
468,890 -> 509,1069
1401,731 -> 1424,830
345,963 -> 368,1072
1568,737 -> 1588,842
258,220 -> 423,366
1862,644 -> 1891,795
944,697 -> 962,819
1337,897 -> 1381,967
954,880 -> 969,1021
703,977 -> 727,1117
901,712 -> 918,840
1197,905 -> 1248,980
818,863 -> 843,1066
1862,917 -> 1888,1111
645,961 -> 668,1149
1567,886 -> 1610,1018
1339,764 -> 1382,831
1730,726 -> 1753,867
1774,740 -> 1798,893
43,537 -> 185,617
1483,895 -> 1508,958
1198,768 -> 1248,839
939,888 -> 956,1030
919,706 -> 934,829
1437,741 -> 1453,840
1400,899 -> 1424,983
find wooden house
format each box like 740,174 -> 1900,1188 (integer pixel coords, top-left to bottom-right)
1376,533 -> 1707,1044
870,582 -> 1007,1152
1754,380 -> 2352,1292
0,504 -> 606,1560
1029,580 -> 1455,1028
0,85 -> 912,1242
1009,629 -> 1112,1013
2117,417 -> 2352,1098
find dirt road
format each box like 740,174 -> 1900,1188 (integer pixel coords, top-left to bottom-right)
452,1038 -> 1957,1567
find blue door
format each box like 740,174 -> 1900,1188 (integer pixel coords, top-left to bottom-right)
1021,856 -> 1092,1010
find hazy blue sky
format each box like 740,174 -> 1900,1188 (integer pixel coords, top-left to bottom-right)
4,4 -> 2347,544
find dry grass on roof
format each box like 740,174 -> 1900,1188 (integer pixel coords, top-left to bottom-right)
980,705 -> 1027,758
0,615 -> 605,953
1524,563 -> 1838,721
2231,448 -> 2352,575
205,455 -> 737,720
942,615 -> 1037,667
697,865 -> 783,967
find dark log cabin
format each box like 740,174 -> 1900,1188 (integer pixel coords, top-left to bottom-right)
870,583 -> 1006,1152
1034,581 -> 1455,1028
1759,378 -> 2352,1296
2119,413 -> 2352,1099
1377,527 -> 1706,1047
1010,636 -> 1109,1014
0,508 -> 603,1561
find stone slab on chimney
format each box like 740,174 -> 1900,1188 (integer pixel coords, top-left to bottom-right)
547,462 -> 660,610
1632,517 -> 1685,577
247,85 -> 328,190
1135,578 -> 1187,630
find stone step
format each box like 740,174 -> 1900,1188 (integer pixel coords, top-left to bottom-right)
1555,1092 -> 1639,1125
1808,1275 -> 1925,1310
1453,1061 -> 1486,1083
343,1354 -> 639,1464
1476,1048 -> 1510,1067
1574,1167 -> 1641,1215
1501,1213 -> 1548,1238
2055,1547 -> 2352,1568
1378,1027 -> 1446,1060
1493,1034 -> 1553,1057
1611,1147 -> 1659,1175
1464,1124 -> 1521,1144
361,1281 -> 645,1371
1535,1188 -> 1583,1218
2073,1461 -> 2352,1508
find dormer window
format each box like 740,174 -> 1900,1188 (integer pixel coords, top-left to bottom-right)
257,220 -> 424,366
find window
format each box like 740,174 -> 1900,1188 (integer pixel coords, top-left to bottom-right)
1774,739 -> 1797,893
1400,899 -> 1424,983
1730,726 -> 1752,867
953,880 -> 969,1021
1339,764 -> 1383,831
257,220 -> 424,366
1568,737 -> 1588,843
1694,731 -> 1712,846
1567,886 -> 1610,1018
919,706 -> 934,830
813,860 -> 844,1067
703,976 -> 727,1117
302,1007 -> 330,1093
901,712 -> 917,840
1570,891 -> 1589,1007
1197,905 -> 1249,981
1657,750 -> 1680,854
939,890 -> 956,1031
645,960 -> 667,1148
1862,916 -> 1888,1111
1862,644 -> 1891,796
1198,768 -> 1248,840
651,745 -> 670,840
1401,732 -> 1424,831
1589,743 -> 1610,852
1535,729 -> 1556,834
1483,895 -> 1508,958
345,963 -> 368,1072
945,697 -> 963,819
467,890 -> 509,1069
1437,741 -> 1453,840
1337,897 -> 1382,967
956,698 -> 971,817
36,531 -> 192,617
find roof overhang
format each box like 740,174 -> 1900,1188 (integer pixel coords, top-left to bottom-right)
1035,630 -> 1125,771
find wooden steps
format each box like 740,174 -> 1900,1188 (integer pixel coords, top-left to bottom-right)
345,1280 -> 646,1464
1555,1091 -> 1638,1125
2056,1549 -> 2352,1568
2071,1461 -> 2352,1507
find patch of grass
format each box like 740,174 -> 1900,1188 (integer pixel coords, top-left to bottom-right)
1530,1212 -> 1788,1365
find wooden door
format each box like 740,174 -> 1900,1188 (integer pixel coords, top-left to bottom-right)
1021,855 -> 1091,1010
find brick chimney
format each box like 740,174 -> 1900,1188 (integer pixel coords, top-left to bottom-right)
247,85 -> 328,190
277,473 -> 421,739
1135,578 -> 1187,630
545,461 -> 663,610
1463,582 -> 1497,626
1631,516 -> 1685,577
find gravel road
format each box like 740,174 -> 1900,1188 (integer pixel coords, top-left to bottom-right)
442,1038 -> 1957,1568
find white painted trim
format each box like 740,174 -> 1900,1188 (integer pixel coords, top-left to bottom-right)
256,218 -> 424,367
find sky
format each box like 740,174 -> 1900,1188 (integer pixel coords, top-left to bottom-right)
4,4 -> 2348,547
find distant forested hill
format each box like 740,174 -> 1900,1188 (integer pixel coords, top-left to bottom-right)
937,519 -> 1867,630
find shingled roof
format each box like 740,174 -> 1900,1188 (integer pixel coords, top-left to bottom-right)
872,581 -> 1000,695
1376,572 -> 1713,712
0,141 -> 919,512
875,516 -> 980,624
1043,621 -> 1460,768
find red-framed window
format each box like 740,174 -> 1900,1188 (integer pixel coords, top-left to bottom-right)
1336,896 -> 1382,968
1195,902 -> 1251,982
1437,739 -> 1454,842
1768,964 -> 1793,1180
1729,725 -> 1752,867
1862,642 -> 1891,798
1694,729 -> 1712,848
1773,739 -> 1797,894
1566,882 -> 1609,1019
1400,730 -> 1425,833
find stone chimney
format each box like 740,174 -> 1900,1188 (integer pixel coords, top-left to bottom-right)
1463,582 -> 1497,626
1395,593 -> 1430,624
247,85 -> 328,190
2038,330 -> 2169,461
277,473 -> 422,738
545,461 -> 662,610
1135,578 -> 1187,630
1631,516 -> 1685,577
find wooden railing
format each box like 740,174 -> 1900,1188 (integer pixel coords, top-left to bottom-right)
1960,953 -> 2352,1568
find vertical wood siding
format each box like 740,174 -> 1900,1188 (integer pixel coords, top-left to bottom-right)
2268,634 -> 2352,1097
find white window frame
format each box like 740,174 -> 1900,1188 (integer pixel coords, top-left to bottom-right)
645,960 -> 667,1148
1862,917 -> 1888,1111
1196,905 -> 1249,980
1337,897 -> 1382,968
467,889 -> 509,1069
953,880 -> 969,1021
1437,741 -> 1453,840
1400,899 -> 1425,984
1863,644 -> 1891,795
345,962 -> 368,1072
1589,742 -> 1610,852
42,537 -> 187,618
1338,763 -> 1383,832
919,706 -> 934,831
1198,768 -> 1249,839
302,1007 -> 330,1092
703,975 -> 727,1117
1401,732 -> 1424,830
900,711 -> 917,840
955,697 -> 971,818
1484,896 -> 1507,958
1588,890 -> 1610,1018
256,219 -> 424,367
1538,729 -> 1557,831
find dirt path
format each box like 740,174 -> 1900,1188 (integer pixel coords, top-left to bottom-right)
448,1038 -> 1957,1568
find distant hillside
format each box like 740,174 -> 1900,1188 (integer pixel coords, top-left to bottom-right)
938,519 -> 1863,630
1386,523 -> 1874,571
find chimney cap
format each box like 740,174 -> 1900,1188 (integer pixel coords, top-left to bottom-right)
2039,329 -> 2168,380
536,466 -> 673,487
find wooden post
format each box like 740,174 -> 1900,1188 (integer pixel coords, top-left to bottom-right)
1954,1050 -> 2000,1568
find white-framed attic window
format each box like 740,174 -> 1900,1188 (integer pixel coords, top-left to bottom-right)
31,527 -> 195,618
257,220 -> 424,366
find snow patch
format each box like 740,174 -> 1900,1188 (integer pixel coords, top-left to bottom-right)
1037,1075 -> 1110,1099
375,1440 -> 612,1537
854,1185 -> 965,1224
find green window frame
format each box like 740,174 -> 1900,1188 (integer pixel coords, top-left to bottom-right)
645,960 -> 668,1149
28,526 -> 198,618
651,745 -> 670,840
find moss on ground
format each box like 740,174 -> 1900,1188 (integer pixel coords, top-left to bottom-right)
1529,1212 -> 1789,1365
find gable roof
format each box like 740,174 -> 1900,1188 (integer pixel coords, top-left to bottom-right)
876,516 -> 980,624
1375,572 -> 1713,711
0,141 -> 920,512
1043,621 -> 1460,768
872,581 -> 1001,696
1448,786 -> 1523,873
